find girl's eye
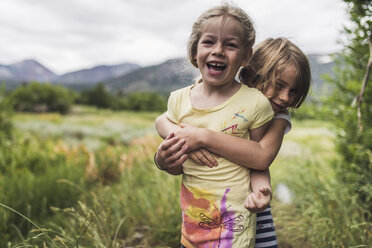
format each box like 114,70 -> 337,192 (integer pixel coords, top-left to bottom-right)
201,39 -> 214,45
226,43 -> 238,48
289,89 -> 298,96
275,83 -> 283,90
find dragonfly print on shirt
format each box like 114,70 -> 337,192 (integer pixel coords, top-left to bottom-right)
198,189 -> 245,248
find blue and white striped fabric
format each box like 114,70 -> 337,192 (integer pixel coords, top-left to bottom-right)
255,206 -> 278,248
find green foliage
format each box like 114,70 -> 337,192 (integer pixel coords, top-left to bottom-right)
274,159 -> 371,247
77,83 -> 167,112
127,92 -> 167,112
326,0 -> 372,214
9,82 -> 75,114
2,110 -> 370,247
290,98 -> 334,121
0,133 -> 88,246
0,86 -> 13,140
78,83 -> 115,109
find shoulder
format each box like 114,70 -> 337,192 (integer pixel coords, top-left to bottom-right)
170,85 -> 192,96
239,84 -> 262,95
169,85 -> 192,102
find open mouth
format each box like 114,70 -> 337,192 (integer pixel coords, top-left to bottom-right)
270,101 -> 284,112
207,62 -> 226,72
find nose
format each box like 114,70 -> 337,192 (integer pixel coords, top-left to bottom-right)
212,43 -> 224,56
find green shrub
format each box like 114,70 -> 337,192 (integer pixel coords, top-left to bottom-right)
0,86 -> 13,140
127,92 -> 167,112
9,82 -> 74,114
274,158 -> 371,247
0,134 -> 88,246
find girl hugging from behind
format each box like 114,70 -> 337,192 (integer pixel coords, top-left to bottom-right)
154,3 -> 311,248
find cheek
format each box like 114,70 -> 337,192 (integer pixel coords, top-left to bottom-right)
263,86 -> 275,99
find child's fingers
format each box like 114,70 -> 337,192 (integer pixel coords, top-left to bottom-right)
165,132 -> 175,140
199,148 -> 218,167
190,149 -> 217,167
189,150 -> 210,167
169,153 -> 188,167
165,142 -> 188,164
160,137 -> 185,154
251,192 -> 270,211
244,194 -> 257,212
159,136 -> 178,151
189,152 -> 204,166
259,187 -> 272,196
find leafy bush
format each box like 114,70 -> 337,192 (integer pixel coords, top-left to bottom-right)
78,83 -> 115,109
0,86 -> 13,140
9,82 -> 75,114
326,0 -> 372,213
127,92 -> 167,112
77,84 -> 167,112
0,134 -> 88,246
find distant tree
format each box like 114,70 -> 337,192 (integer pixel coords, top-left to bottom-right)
78,83 -> 114,109
127,92 -> 167,112
327,0 -> 372,212
0,86 -> 13,140
9,82 -> 74,114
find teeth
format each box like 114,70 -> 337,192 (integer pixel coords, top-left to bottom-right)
209,62 -> 225,67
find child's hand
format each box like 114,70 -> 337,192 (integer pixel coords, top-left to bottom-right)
189,148 -> 218,168
173,123 -> 204,151
244,187 -> 272,213
156,132 -> 188,170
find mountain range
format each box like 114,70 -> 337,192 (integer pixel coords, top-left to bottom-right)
0,54 -> 336,95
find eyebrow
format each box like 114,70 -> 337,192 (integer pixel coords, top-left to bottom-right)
201,33 -> 240,41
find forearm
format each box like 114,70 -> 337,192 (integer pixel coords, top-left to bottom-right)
155,112 -> 181,139
250,169 -> 271,195
201,118 -> 287,170
202,129 -> 273,170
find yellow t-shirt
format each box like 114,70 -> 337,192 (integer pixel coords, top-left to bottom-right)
167,83 -> 274,248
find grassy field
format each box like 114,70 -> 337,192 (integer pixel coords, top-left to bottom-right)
1,107 -> 370,247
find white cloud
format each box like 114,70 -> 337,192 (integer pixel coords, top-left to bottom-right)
0,0 -> 349,74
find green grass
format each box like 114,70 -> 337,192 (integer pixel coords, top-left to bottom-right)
12,106 -> 161,150
270,119 -> 371,247
1,109 -> 371,247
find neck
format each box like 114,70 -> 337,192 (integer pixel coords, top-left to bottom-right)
190,80 -> 241,109
199,80 -> 241,96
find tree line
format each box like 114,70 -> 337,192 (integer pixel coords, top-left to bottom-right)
3,82 -> 167,113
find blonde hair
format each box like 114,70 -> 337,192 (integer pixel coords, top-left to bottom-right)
239,37 -> 311,108
187,3 -> 255,68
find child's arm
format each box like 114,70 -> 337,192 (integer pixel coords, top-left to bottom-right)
243,120 -> 287,213
245,169 -> 272,213
175,118 -> 288,170
155,112 -> 180,139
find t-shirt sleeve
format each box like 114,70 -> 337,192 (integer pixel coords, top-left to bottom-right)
274,110 -> 292,134
166,91 -> 180,124
250,93 -> 274,129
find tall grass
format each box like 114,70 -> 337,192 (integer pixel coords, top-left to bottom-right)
2,113 -> 371,247
271,120 -> 371,247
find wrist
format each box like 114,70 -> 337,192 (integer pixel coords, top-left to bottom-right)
200,128 -> 210,147
154,152 -> 168,171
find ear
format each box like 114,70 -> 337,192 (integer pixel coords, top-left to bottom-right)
241,47 -> 252,67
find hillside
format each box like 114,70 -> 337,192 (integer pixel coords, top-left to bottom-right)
104,58 -> 198,94
104,54 -> 336,95
1,54 -> 336,95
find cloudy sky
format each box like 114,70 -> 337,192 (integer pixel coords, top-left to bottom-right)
0,0 -> 349,74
